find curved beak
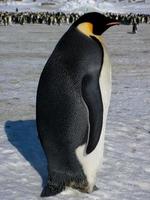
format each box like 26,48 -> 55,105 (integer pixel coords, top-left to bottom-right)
106,21 -> 120,26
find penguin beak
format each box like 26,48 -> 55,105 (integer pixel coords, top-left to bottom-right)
106,21 -> 120,27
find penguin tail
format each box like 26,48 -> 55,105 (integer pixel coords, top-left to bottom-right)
41,182 -> 65,197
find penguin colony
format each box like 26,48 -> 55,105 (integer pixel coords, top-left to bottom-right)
0,11 -> 150,26
36,12 -> 119,197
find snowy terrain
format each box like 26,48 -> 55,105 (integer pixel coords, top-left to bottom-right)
0,0 -> 150,14
0,23 -> 150,199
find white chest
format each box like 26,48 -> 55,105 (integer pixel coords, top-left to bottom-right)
75,38 -> 112,192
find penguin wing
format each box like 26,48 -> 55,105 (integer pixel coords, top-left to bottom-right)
81,36 -> 104,155
82,70 -> 103,155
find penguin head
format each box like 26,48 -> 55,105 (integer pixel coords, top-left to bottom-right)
73,12 -> 120,36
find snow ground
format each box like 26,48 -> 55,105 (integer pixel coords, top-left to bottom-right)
0,24 -> 150,200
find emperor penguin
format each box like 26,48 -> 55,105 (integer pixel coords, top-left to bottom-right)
36,12 -> 119,197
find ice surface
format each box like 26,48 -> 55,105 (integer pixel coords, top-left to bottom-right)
0,24 -> 150,199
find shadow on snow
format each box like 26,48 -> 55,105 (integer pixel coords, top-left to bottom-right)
5,120 -> 47,187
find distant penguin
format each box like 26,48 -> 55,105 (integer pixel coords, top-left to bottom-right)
36,12 -> 119,197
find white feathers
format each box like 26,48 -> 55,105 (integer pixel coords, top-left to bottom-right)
75,37 -> 112,191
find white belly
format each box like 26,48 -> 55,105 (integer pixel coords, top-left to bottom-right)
75,39 -> 112,192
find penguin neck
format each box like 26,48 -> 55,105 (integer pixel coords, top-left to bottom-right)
77,22 -> 105,46
93,35 -> 106,47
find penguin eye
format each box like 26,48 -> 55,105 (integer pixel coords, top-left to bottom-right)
92,24 -> 103,35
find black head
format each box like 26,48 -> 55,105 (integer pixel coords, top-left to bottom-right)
72,12 -> 120,35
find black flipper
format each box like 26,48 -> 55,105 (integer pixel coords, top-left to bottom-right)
82,72 -> 103,154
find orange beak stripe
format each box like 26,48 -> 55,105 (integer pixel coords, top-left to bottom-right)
106,22 -> 120,26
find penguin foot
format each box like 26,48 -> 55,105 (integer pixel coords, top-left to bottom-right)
93,185 -> 99,192
41,182 -> 65,197
69,180 -> 89,193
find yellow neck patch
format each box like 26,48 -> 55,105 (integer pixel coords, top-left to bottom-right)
77,22 -> 106,46
77,22 -> 93,36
